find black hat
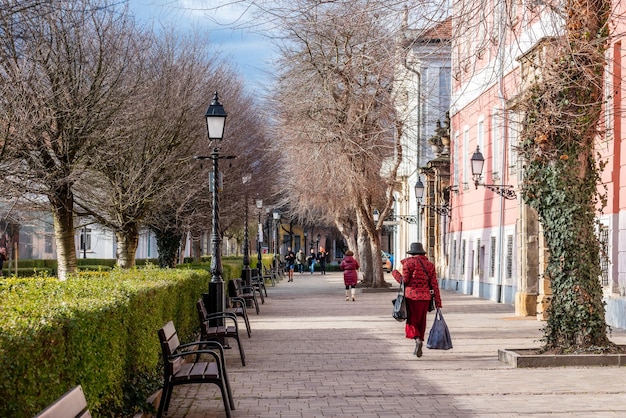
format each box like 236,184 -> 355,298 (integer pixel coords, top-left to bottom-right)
407,242 -> 426,255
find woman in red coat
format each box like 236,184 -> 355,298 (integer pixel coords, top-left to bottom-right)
340,250 -> 360,301
392,242 -> 442,357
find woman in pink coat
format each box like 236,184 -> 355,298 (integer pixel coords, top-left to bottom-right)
340,250 -> 360,301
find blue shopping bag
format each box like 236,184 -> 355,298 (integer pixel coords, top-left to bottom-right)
426,308 -> 453,350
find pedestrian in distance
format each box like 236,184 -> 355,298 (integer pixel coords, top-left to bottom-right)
317,247 -> 328,275
296,249 -> 306,274
340,250 -> 360,301
285,247 -> 296,282
392,242 -> 442,358
307,248 -> 316,274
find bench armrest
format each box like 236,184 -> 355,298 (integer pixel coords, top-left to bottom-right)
205,311 -> 237,320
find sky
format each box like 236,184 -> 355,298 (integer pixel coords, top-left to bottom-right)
127,0 -> 275,91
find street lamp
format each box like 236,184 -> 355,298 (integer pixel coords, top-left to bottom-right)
242,174 -> 252,286
304,230 -> 308,253
272,209 -> 281,271
470,146 -> 516,200
205,91 -> 227,322
316,233 -> 321,253
415,177 -> 424,242
255,199 -> 263,271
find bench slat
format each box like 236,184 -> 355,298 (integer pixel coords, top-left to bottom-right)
35,385 -> 90,418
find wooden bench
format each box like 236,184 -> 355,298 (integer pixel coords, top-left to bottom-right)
157,321 -> 234,418
226,294 -> 251,337
263,266 -> 277,287
250,271 -> 267,303
232,278 -> 260,314
197,298 -> 246,366
34,385 -> 90,418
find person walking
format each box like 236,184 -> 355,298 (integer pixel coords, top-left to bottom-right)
392,242 -> 442,358
317,247 -> 328,275
307,248 -> 317,274
285,247 -> 296,282
296,249 -> 306,274
340,250 -> 360,301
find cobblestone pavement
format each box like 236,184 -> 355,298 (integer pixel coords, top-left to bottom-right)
162,271 -> 626,417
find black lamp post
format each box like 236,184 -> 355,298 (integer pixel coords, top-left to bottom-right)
272,209 -> 281,271
304,230 -> 308,253
316,233 -> 321,253
242,174 -> 251,285
255,199 -> 263,271
415,177 -> 424,242
205,92 -> 227,323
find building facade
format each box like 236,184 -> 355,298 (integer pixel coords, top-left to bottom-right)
443,0 -> 626,329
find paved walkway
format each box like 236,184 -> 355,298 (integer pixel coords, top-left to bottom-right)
165,271 -> 626,417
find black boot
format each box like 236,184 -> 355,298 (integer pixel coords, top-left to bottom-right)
413,338 -> 423,357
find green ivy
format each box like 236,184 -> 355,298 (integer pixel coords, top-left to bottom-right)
519,3 -> 613,352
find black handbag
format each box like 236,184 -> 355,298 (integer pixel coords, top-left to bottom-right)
426,309 -> 453,350
392,279 -> 407,321
417,259 -> 436,312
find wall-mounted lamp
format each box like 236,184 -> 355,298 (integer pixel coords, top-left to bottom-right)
416,175 -> 451,216
470,146 -> 516,200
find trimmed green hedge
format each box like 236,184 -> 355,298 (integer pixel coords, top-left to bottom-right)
0,266 -> 217,417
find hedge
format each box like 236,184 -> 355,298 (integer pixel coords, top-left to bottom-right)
0,266 -> 219,417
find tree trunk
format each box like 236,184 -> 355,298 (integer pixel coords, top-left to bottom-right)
357,224 -> 372,284
190,228 -> 203,262
154,227 -> 182,268
370,232 -> 387,288
115,224 -> 139,269
50,188 -> 77,281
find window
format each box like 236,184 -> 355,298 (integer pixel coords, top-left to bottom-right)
506,235 -> 514,279
460,239 -> 466,275
80,228 -> 91,252
45,234 -> 53,253
451,239 -> 457,275
508,111 -> 521,174
489,236 -> 496,278
599,224 -> 609,287
477,117 -> 485,153
454,131 -> 460,188
476,238 -> 482,275
463,126 -> 470,186
492,109 -> 501,179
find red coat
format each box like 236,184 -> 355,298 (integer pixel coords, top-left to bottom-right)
392,255 -> 442,308
340,255 -> 360,286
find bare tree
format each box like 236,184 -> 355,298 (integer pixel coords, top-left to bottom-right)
269,0 -> 404,286
0,0 -> 144,279
73,29 -> 241,269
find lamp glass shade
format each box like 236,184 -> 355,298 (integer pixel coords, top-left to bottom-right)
273,209 -> 280,220
373,209 -> 380,222
414,178 -> 425,199
470,146 -> 485,176
255,199 -> 263,209
205,92 -> 227,140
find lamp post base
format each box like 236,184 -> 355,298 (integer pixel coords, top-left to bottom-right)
207,280 -> 225,327
242,266 -> 252,287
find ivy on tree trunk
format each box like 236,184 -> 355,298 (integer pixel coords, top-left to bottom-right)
519,0 -> 613,352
